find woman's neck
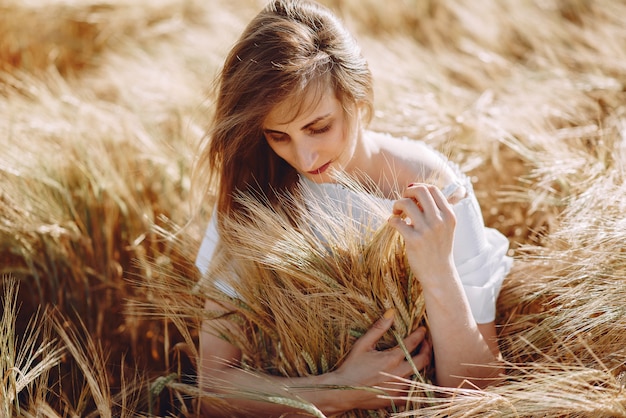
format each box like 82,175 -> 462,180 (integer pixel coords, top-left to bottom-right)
343,128 -> 366,169
344,129 -> 394,196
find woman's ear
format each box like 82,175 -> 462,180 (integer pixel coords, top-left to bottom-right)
355,99 -> 371,126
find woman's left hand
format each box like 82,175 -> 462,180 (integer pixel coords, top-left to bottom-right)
387,183 -> 457,285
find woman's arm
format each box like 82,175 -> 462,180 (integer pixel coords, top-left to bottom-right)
388,184 -> 503,389
415,271 -> 503,388
199,299 -> 431,417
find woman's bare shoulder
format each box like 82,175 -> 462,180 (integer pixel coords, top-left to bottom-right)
368,130 -> 461,190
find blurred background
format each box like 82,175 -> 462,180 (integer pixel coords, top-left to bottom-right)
1,0 -> 625,416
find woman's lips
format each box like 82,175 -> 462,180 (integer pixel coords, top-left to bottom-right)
307,161 -> 331,175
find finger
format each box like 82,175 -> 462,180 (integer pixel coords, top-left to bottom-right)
407,185 -> 448,223
416,186 -> 439,221
402,183 -> 433,202
403,183 -> 424,211
391,198 -> 426,229
441,182 -> 467,204
411,338 -> 432,370
400,185 -> 438,223
353,309 -> 395,352
429,185 -> 455,222
401,326 -> 427,353
387,212 -> 417,236
393,338 -> 431,378
385,327 -> 426,363
402,183 -> 425,199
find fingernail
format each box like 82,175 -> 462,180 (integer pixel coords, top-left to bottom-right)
383,308 -> 395,320
408,183 -> 416,187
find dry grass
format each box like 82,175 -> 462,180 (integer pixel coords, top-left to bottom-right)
1,277 -> 63,418
1,0 -> 625,416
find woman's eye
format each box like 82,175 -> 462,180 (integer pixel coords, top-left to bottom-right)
266,133 -> 289,143
310,124 -> 331,135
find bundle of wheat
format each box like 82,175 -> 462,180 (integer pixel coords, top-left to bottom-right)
199,180 -> 431,417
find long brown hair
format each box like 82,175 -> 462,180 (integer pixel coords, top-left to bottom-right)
192,0 -> 374,220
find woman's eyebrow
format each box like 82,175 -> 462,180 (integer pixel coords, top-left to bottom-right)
300,113 -> 331,131
263,113 -> 332,134
263,128 -> 284,135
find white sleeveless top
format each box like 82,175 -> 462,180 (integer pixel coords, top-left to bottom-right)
196,149 -> 512,324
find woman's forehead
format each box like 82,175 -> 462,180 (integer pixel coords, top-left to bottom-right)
264,85 -> 339,128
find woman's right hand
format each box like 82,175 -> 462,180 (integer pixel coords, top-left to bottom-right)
325,309 -> 431,412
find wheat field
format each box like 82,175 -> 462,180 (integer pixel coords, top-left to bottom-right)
1,0 -> 625,416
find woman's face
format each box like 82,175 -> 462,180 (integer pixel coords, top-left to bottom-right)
263,87 -> 361,184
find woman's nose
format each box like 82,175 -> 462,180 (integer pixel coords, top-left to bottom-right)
295,142 -> 319,172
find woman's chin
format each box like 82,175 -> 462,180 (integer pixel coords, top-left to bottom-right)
302,173 -> 334,184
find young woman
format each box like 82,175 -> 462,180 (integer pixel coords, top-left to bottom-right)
193,0 -> 512,416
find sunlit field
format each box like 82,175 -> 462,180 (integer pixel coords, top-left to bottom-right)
1,0 -> 625,416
